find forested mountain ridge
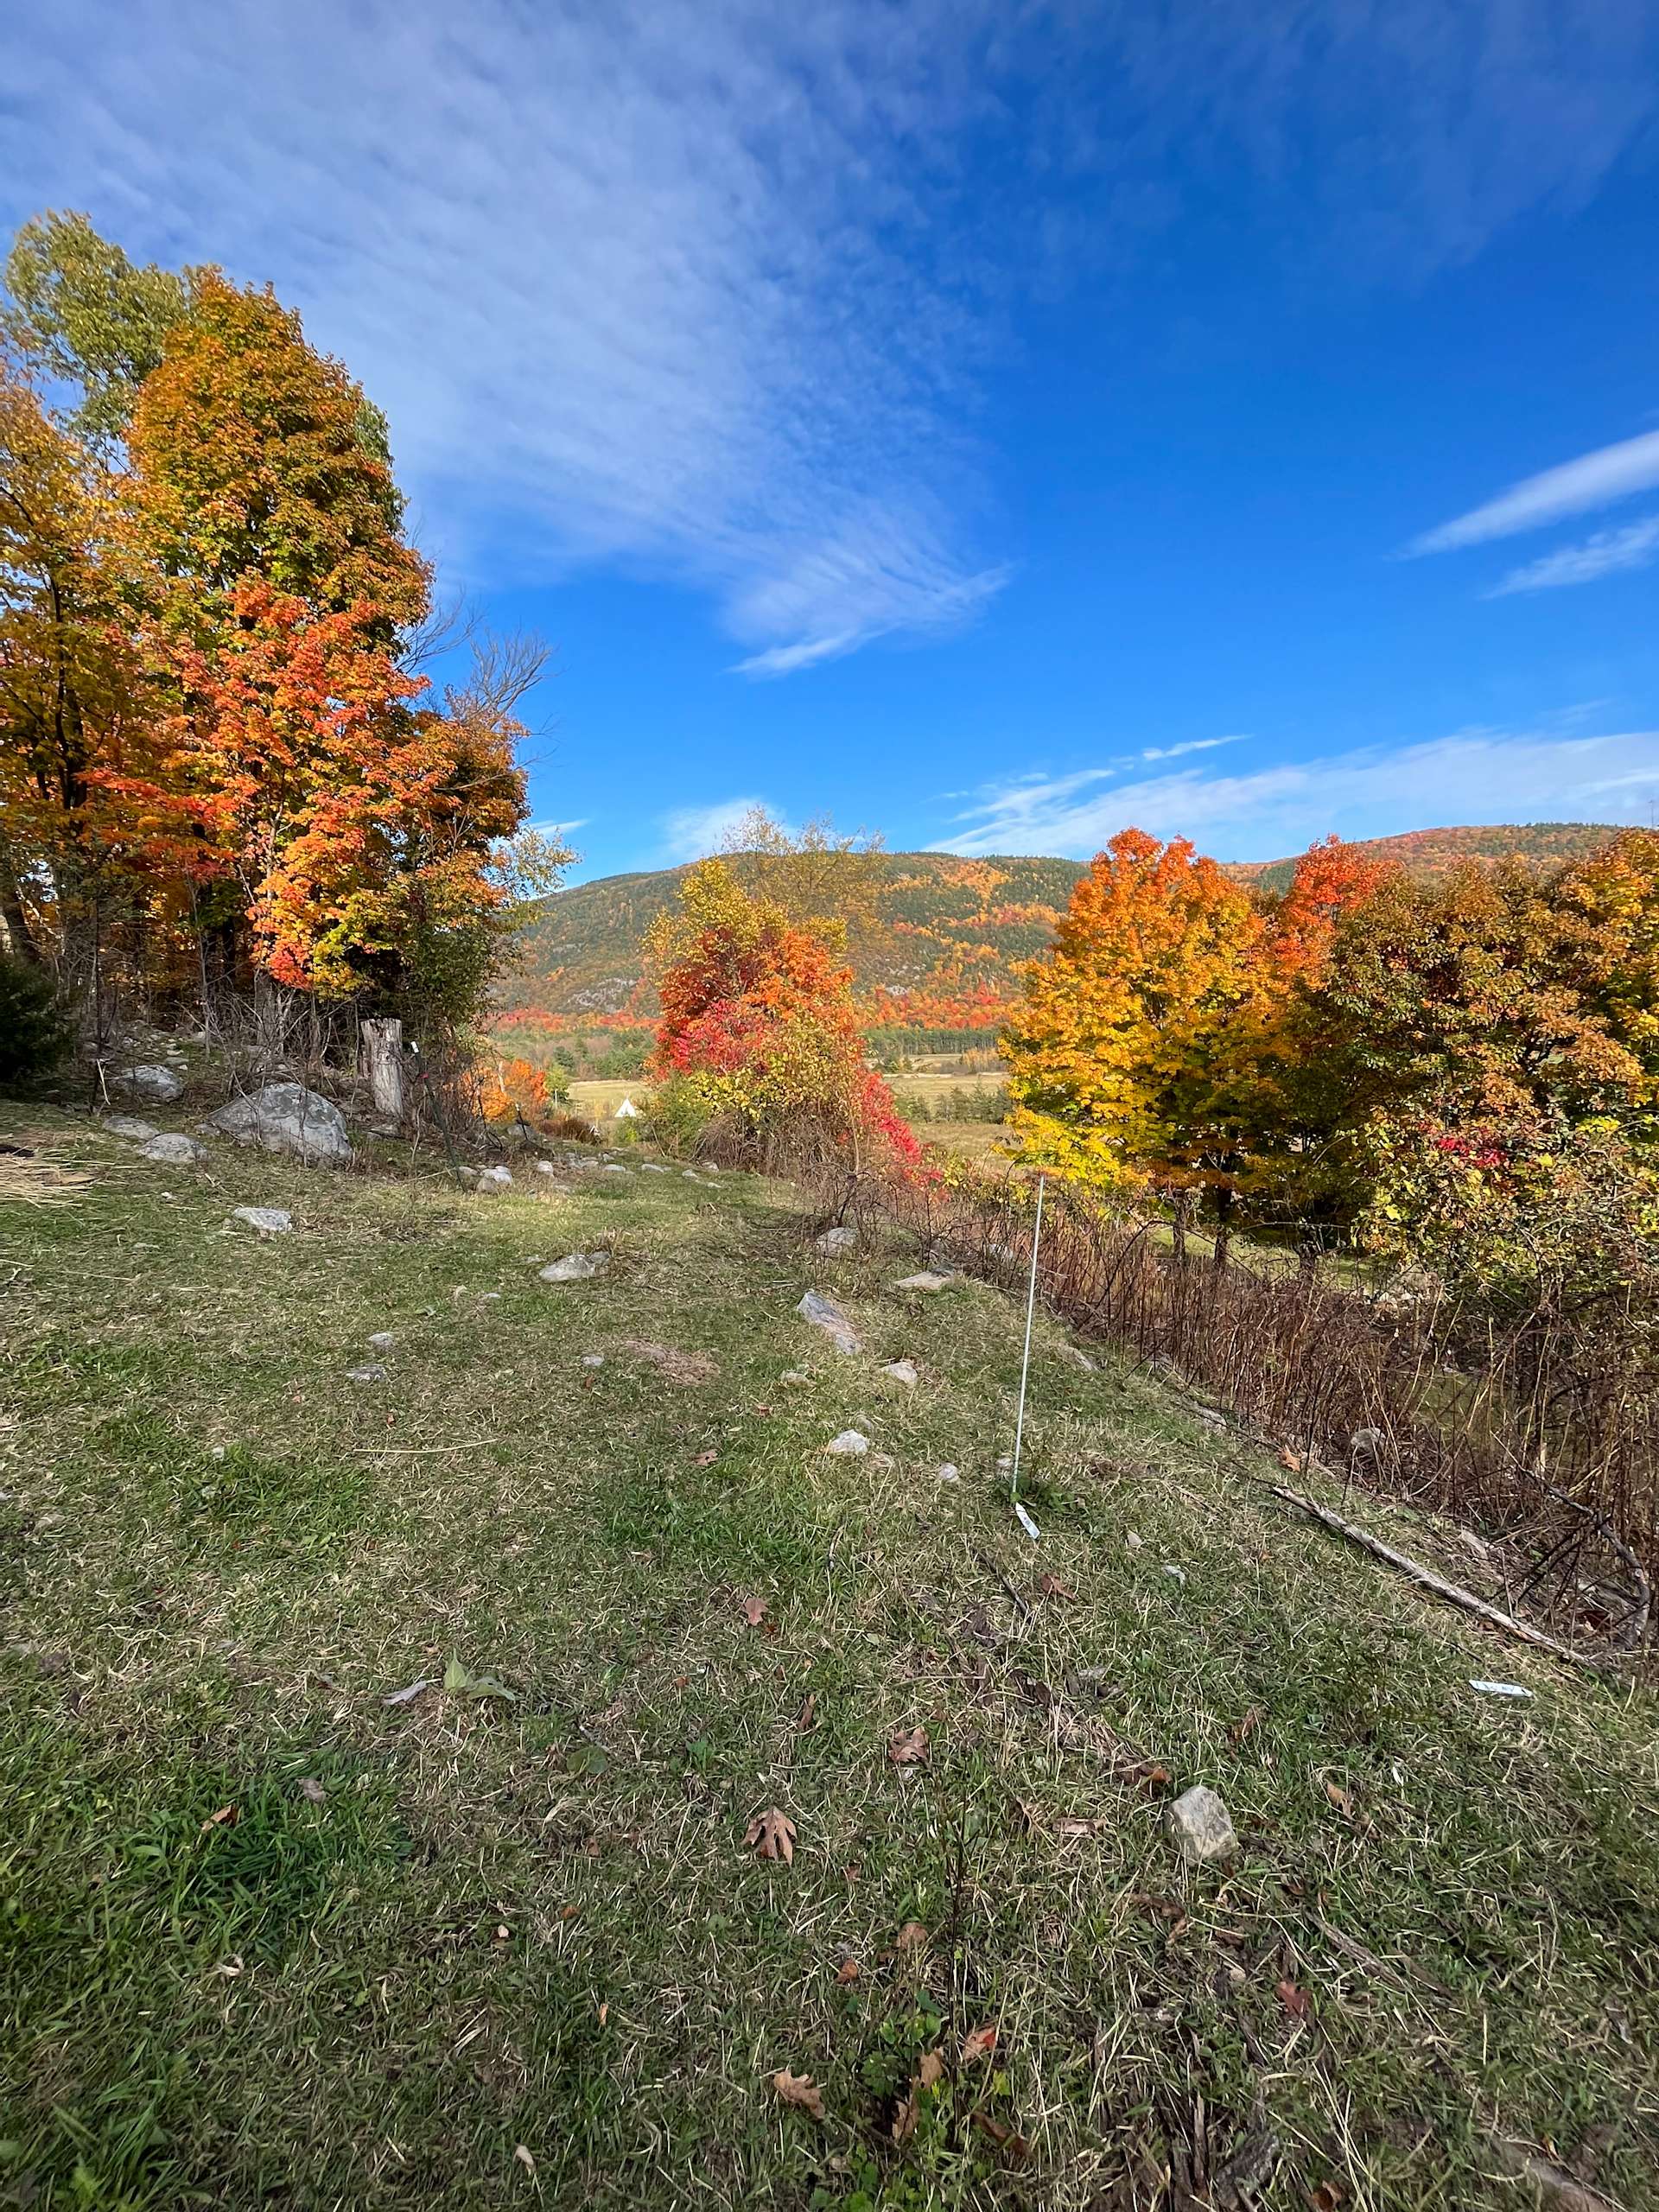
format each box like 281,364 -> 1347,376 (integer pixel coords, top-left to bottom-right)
502,823 -> 1623,1025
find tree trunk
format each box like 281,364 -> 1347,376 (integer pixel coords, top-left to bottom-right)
1211,1185 -> 1233,1271
361,1017 -> 406,1122
1170,1189 -> 1191,1269
0,869 -> 44,966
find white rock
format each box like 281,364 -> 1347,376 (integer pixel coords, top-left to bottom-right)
880,1359 -> 919,1388
1470,1680 -> 1534,1699
815,1224 -> 857,1254
682,1170 -> 702,1182
780,1369 -> 810,1386
701,1161 -> 721,1173
111,1063 -> 183,1103
580,1352 -> 606,1368
367,1332 -> 396,1351
232,1205 -> 292,1236
937,1464 -> 961,1483
1125,1529 -> 1144,1551
141,1132 -> 207,1166
1061,1344 -> 1098,1372
204,1082 -> 352,1165
893,1271 -> 952,1293
476,1164 -> 513,1188
535,1160 -> 560,1176
1163,1564 -> 1187,1586
539,1251 -> 609,1283
823,1430 -> 870,1456
346,1364 -> 386,1384
796,1289 -> 861,1356
602,1164 -> 629,1174
639,1162 -> 669,1173
102,1116 -> 159,1141
1167,1785 -> 1237,1865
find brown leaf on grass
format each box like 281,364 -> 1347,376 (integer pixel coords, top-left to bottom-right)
971,2112 -> 1031,2164
696,1448 -> 719,1466
888,1725 -> 930,1766
1280,1446 -> 1303,1472
1135,1762 -> 1173,1792
1277,1978 -> 1312,2019
382,1676 -> 433,1707
738,1593 -> 769,1628
744,1808 -> 797,1864
296,1777 -> 326,1804
1035,1573 -> 1077,1601
199,1804 -> 238,1834
796,1692 -> 818,1732
772,2068 -> 825,2120
1230,1707 -> 1262,1746
1323,1778 -> 1354,1817
513,2145 -> 537,2175
835,1958 -> 861,1986
1052,1814 -> 1100,1839
961,2023 -> 998,2064
892,2050 -> 945,2142
894,1920 -> 929,1952
1308,2183 -> 1345,2209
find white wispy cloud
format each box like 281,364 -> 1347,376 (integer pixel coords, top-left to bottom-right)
659,796 -> 775,864
1140,734 -> 1245,762
934,728 -> 1659,860
1408,431 -> 1659,556
1484,516 -> 1659,597
7,1 -> 1653,671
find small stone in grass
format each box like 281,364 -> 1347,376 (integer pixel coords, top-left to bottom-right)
102,1115 -> 159,1141
346,1364 -> 386,1384
880,1359 -> 918,1387
581,1352 -> 605,1368
367,1331 -> 396,1351
539,1252 -> 609,1282
823,1430 -> 870,1456
797,1289 -> 861,1355
1167,1784 -> 1237,1864
893,1271 -> 951,1293
1125,1529 -> 1143,1551
476,1164 -> 513,1189
936,1463 -> 960,1483
141,1132 -> 207,1166
780,1369 -> 810,1385
815,1224 -> 857,1254
231,1205 -> 292,1236
535,1160 -> 559,1176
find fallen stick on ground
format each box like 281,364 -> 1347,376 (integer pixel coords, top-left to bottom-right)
1262,1482 -> 1591,1669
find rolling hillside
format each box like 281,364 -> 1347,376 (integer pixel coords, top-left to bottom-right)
500,823 -> 1624,1028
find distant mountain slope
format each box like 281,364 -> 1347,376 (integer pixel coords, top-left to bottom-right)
500,823 -> 1624,1025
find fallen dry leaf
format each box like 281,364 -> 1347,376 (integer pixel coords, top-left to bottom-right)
894,1920 -> 930,1952
888,1725 -> 930,1767
892,2050 -> 946,2142
744,1807 -> 798,1864
382,1676 -> 432,1707
1308,2183 -> 1345,2210
696,1448 -> 719,1466
513,2145 -> 537,2175
1323,1777 -> 1354,1817
597,2001 -> 609,2027
1277,1978 -> 1312,2020
772,2068 -> 825,2120
1280,1446 -> 1303,1472
1135,1762 -> 1173,1791
1035,1573 -> 1077,1601
971,2111 -> 1031,2164
199,1804 -> 238,1834
738,1593 -> 769,1628
796,1692 -> 817,1732
296,1777 -> 326,1804
1052,1815 -> 1099,1839
961,2024 -> 998,2064
1230,1707 -> 1262,1746
835,1958 -> 861,1986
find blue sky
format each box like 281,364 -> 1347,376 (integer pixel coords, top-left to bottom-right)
6,0 -> 1659,880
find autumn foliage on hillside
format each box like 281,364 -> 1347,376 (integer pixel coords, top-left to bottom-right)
647,859 -> 919,1166
1006,825 -> 1659,1299
0,213 -> 559,1056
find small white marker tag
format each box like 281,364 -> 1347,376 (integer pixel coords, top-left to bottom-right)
1014,1503 -> 1041,1541
1470,1680 -> 1533,1699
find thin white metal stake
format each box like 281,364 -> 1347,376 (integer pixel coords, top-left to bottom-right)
1010,1173 -> 1046,1512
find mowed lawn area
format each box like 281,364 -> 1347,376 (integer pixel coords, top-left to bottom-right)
2,1103 -> 1656,2209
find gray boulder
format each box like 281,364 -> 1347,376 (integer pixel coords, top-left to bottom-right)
796,1288 -> 861,1355
141,1132 -> 207,1167
880,1359 -> 919,1388
111,1064 -> 183,1104
204,1083 -> 352,1165
474,1164 -> 513,1189
101,1116 -> 159,1141
231,1205 -> 292,1236
815,1224 -> 857,1255
893,1271 -> 952,1294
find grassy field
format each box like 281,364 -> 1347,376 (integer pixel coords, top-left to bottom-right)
2,1100 -> 1656,2209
